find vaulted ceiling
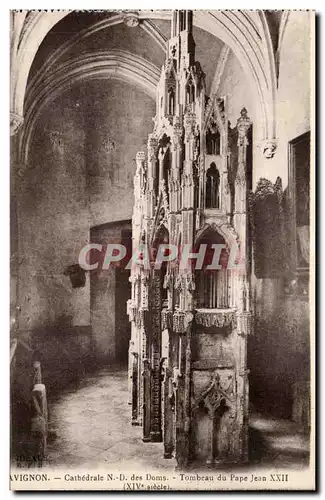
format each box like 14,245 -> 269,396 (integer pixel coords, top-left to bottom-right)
27,12 -> 225,97
11,10 -> 286,161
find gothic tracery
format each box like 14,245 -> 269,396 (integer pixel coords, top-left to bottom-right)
127,9 -> 252,467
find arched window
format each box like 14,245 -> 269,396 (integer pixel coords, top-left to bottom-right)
206,163 -> 220,209
206,128 -> 221,155
168,88 -> 175,115
194,229 -> 229,309
186,83 -> 195,105
152,226 -> 169,307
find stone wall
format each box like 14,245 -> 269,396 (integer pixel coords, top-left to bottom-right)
248,12 -> 312,420
16,79 -> 155,366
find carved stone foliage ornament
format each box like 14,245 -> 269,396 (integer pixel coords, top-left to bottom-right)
174,272 -> 195,294
10,112 -> 24,136
127,299 -> 137,322
148,134 -> 158,158
236,311 -> 252,336
262,139 -> 277,159
173,311 -> 193,333
171,119 -> 183,149
123,12 -> 140,27
195,310 -> 236,329
136,151 -> 147,194
161,309 -> 173,331
184,112 -> 196,140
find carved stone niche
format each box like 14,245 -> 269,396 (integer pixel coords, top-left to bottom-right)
191,370 -> 236,465
64,264 -> 86,288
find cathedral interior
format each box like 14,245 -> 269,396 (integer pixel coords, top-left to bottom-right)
10,10 -> 312,470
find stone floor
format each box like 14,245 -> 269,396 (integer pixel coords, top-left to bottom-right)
44,367 -> 309,471
45,367 -> 176,472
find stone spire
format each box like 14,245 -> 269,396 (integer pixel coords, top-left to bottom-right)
168,10 -> 195,71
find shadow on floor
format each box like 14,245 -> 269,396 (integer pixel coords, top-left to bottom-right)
11,366 -> 310,472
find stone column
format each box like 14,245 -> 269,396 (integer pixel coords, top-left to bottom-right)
149,271 -> 163,442
183,112 -> 196,209
173,312 -> 193,468
10,120 -> 24,336
171,121 -> 183,212
147,134 -> 158,218
235,108 -> 251,216
135,151 -> 146,201
234,107 -> 252,309
234,107 -> 252,462
158,147 -> 165,186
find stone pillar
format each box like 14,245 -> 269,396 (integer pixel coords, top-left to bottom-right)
235,107 -> 252,309
147,134 -> 158,218
183,112 -> 196,210
149,271 -> 163,442
161,310 -> 174,458
33,361 -> 42,385
158,147 -> 165,186
31,383 -> 48,458
234,107 -> 252,462
142,358 -> 151,441
134,151 -> 145,204
10,123 -> 24,336
173,311 -> 193,469
130,277 -> 141,425
131,351 -> 139,425
173,119 -> 183,212
10,112 -> 24,137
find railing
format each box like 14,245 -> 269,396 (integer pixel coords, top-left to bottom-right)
11,339 -> 48,462
30,360 -> 48,458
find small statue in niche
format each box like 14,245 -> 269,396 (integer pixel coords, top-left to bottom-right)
158,207 -> 165,223
194,125 -> 200,162
206,113 -> 221,155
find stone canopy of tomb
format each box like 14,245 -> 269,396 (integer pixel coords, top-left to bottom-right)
128,10 -> 252,468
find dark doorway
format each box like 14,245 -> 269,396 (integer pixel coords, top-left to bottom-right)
115,228 -> 132,364
90,221 -> 132,365
115,267 -> 131,364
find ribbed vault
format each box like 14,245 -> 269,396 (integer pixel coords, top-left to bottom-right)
11,10 -> 289,157
20,50 -> 160,162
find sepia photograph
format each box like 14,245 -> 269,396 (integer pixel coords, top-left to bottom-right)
9,8 -> 315,491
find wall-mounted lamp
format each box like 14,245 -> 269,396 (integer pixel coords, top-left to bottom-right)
64,264 -> 86,288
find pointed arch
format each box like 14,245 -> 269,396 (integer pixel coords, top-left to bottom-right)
194,222 -> 238,251
11,10 -> 277,148
206,163 -> 221,208
194,224 -> 232,309
19,50 -> 160,163
152,223 -> 169,249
